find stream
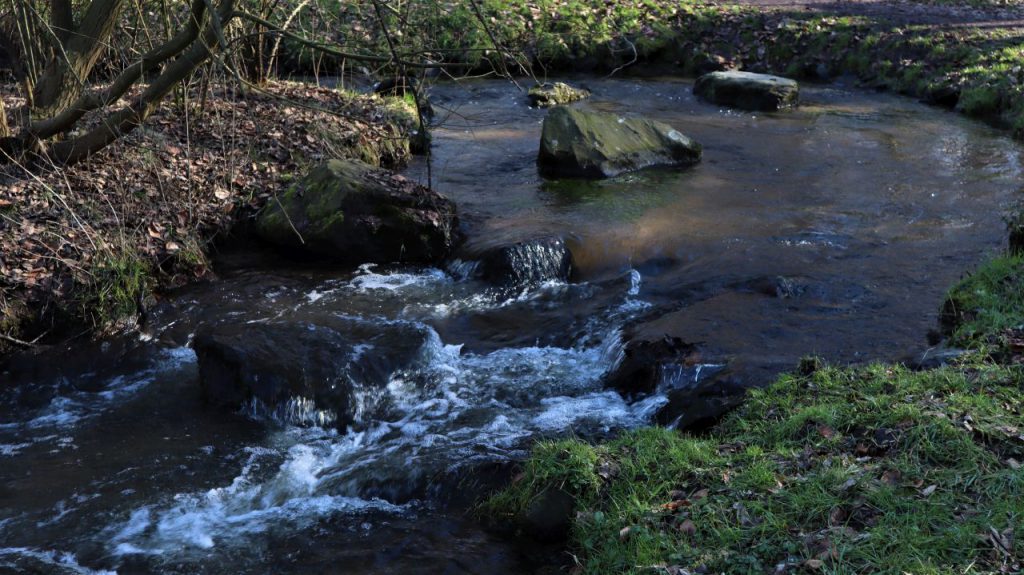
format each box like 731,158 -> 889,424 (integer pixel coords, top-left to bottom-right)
1,77 -> 1021,574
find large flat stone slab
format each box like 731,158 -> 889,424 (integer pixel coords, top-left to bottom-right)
693,71 -> 799,111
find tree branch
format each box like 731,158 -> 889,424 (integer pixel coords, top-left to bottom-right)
48,0 -> 235,165
25,0 -> 208,141
231,10 -> 468,69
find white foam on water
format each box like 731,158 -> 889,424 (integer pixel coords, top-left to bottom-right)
628,268 -> 642,295
0,547 -> 117,575
0,442 -> 30,456
109,441 -> 404,556
408,279 -> 579,319
446,258 -> 480,280
531,391 -> 642,432
104,267 -> 658,563
242,396 -> 339,427
0,347 -> 197,458
350,265 -> 451,292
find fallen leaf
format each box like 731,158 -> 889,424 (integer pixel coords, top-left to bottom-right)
661,500 -> 689,512
881,469 -> 901,485
828,506 -> 847,525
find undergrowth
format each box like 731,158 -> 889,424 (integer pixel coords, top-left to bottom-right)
310,1 -> 1024,137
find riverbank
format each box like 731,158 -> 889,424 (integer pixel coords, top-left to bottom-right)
486,254 -> 1024,574
344,0 -> 1024,133
5,0 -> 1024,350
0,80 -> 419,351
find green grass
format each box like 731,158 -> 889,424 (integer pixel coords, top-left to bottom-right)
490,252 -> 1024,573
79,247 -> 152,330
309,1 -> 1024,140
486,362 -> 1024,574
944,255 -> 1024,355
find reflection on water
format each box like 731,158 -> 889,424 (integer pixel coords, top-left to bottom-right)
1,77 -> 1022,574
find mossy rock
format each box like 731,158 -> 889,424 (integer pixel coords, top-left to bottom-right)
693,70 -> 799,112
537,107 -> 701,178
528,82 -> 591,108
256,159 -> 460,264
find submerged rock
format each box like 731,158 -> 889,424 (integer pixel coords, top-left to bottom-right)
527,82 -> 590,108
603,335 -> 701,399
538,107 -> 701,178
693,71 -> 799,111
256,159 -> 460,263
478,237 -> 574,288
655,370 -> 749,433
193,319 -> 427,430
521,487 -> 576,543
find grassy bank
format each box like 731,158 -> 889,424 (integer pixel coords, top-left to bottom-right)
0,81 -> 420,350
340,0 -> 1024,135
487,250 -> 1024,573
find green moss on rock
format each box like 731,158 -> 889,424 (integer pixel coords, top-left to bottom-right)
528,82 -> 591,108
538,106 -> 702,178
256,159 -> 460,263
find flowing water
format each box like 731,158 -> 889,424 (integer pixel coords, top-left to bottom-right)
1,78 -> 1022,574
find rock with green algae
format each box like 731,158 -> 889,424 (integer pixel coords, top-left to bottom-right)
256,159 -> 460,263
693,70 -> 799,111
537,106 -> 701,178
527,82 -> 590,108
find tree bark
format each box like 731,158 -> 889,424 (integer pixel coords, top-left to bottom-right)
30,0 -> 128,120
0,99 -> 10,139
47,0 -> 236,165
25,0 -> 208,142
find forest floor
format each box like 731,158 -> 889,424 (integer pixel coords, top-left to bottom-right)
0,81 -> 419,350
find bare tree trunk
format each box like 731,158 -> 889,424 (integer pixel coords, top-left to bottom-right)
0,99 -> 10,139
47,0 -> 236,165
13,0 -> 45,99
30,0 -> 128,120
25,0 -> 208,143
